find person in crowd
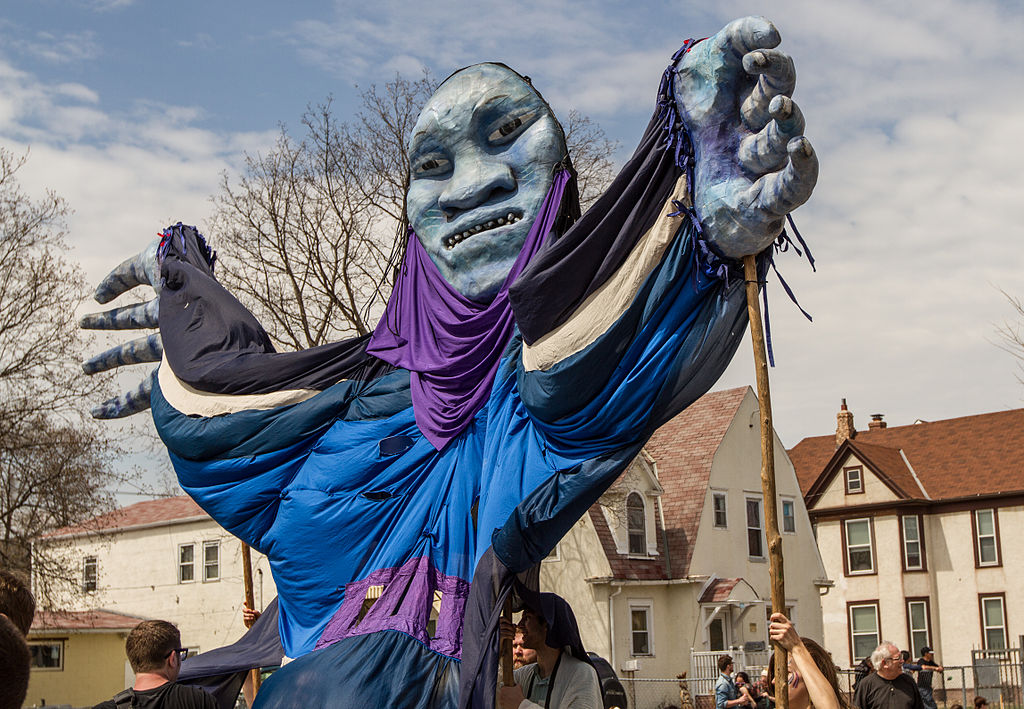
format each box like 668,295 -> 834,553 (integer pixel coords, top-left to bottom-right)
915,647 -> 943,709
852,642 -> 923,709
716,655 -> 747,709
0,569 -> 35,637
498,594 -> 602,709
754,668 -> 775,709
853,655 -> 874,692
513,629 -> 537,670
241,602 -> 263,708
735,671 -> 759,708
767,612 -> 848,709
93,620 -> 216,709
949,703 -> 963,709
0,614 -> 30,709
974,697 -> 989,709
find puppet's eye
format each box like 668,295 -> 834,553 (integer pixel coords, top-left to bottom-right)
487,110 -> 537,145
413,155 -> 451,176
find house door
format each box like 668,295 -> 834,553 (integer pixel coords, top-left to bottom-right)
704,607 -> 732,651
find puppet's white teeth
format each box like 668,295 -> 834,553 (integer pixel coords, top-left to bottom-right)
445,212 -> 523,249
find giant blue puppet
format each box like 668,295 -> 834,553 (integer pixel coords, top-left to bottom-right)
82,17 -> 817,708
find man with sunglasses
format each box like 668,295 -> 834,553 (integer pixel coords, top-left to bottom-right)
93,620 -> 216,709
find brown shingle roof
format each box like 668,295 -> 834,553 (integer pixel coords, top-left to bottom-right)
31,609 -> 146,632
43,496 -> 208,539
699,577 -> 741,603
790,408 -> 1024,503
590,386 -> 750,579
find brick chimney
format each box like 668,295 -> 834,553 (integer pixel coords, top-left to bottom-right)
836,398 -> 855,447
868,413 -> 887,430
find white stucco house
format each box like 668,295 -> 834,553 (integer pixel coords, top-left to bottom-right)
540,386 -> 830,700
789,401 -> 1024,669
33,496 -> 277,657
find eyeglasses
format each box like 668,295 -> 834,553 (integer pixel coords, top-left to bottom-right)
885,656 -> 903,664
167,647 -> 189,661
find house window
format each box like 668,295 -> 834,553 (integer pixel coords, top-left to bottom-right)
746,497 -> 764,558
974,509 -> 1000,566
712,492 -> 728,528
781,499 -> 796,534
906,599 -> 931,658
29,640 -> 64,670
203,541 -> 220,582
844,518 -> 874,574
82,556 -> 97,593
845,467 -> 863,494
980,594 -> 1007,650
630,603 -> 653,656
179,544 -> 195,583
901,515 -> 924,571
626,493 -> 647,556
849,602 -> 880,663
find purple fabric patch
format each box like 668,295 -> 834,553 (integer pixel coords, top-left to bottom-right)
367,170 -> 571,450
315,556 -> 471,658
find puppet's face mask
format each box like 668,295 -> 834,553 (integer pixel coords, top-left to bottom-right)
407,64 -> 567,303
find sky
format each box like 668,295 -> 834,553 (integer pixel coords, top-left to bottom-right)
1,0 -> 1022,493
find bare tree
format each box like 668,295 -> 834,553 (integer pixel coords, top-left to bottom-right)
563,109 -> 620,211
211,73 -> 619,350
0,148 -> 123,603
997,289 -> 1024,384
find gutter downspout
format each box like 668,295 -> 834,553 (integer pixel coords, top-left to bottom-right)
609,584 -> 623,672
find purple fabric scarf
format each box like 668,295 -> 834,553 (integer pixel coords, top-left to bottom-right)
367,169 -> 570,450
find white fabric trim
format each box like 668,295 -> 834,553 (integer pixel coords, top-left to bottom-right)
521,175 -> 690,372
157,355 -> 321,416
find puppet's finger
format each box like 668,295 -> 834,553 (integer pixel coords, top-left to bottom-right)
80,298 -> 159,331
741,48 -> 796,131
739,96 -> 805,174
90,371 -> 155,419
750,136 -> 818,216
82,333 -> 163,375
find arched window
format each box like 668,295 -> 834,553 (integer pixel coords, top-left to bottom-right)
626,492 -> 646,555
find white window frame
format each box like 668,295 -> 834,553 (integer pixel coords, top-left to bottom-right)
178,543 -> 196,584
28,640 -> 64,671
844,518 -> 875,574
907,599 -> 930,658
845,467 -> 863,494
745,496 -> 765,559
849,603 -> 880,663
974,509 -> 999,566
626,492 -> 647,557
901,516 -> 923,570
82,556 -> 97,593
980,595 -> 1007,650
781,497 -> 796,534
629,601 -> 654,657
712,491 -> 728,529
203,540 -> 221,582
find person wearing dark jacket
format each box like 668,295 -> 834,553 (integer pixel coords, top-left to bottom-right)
852,643 -> 923,709
93,621 -> 216,709
915,647 -> 943,709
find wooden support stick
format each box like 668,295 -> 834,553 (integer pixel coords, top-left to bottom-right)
743,255 -> 788,709
501,596 -> 515,686
241,542 -> 262,695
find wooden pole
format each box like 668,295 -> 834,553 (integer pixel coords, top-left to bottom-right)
241,542 -> 262,695
501,596 -> 515,686
742,255 -> 788,709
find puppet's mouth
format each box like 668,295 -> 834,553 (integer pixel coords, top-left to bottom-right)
444,211 -> 524,250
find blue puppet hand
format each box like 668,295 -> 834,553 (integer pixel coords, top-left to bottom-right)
675,16 -> 818,258
80,237 -> 163,418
